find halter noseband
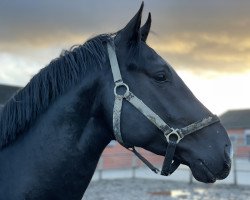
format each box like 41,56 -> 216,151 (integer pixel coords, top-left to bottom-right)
107,41 -> 220,176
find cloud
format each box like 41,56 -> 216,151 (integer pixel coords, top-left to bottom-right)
0,53 -> 39,86
0,0 -> 141,44
0,0 -> 250,86
149,31 -> 250,75
152,38 -> 197,55
179,70 -> 250,114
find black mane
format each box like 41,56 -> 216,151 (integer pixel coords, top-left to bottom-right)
0,34 -> 113,149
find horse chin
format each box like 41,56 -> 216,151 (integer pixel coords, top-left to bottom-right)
189,160 -> 217,183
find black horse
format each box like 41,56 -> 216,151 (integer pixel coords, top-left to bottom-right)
0,4 -> 231,200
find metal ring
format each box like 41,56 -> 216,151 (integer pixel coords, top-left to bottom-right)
164,128 -> 182,143
114,82 -> 130,98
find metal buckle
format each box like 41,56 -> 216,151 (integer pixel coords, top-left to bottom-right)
114,82 -> 130,98
164,128 -> 183,143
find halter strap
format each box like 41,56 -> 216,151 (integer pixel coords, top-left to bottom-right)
107,42 -> 220,176
107,43 -> 123,83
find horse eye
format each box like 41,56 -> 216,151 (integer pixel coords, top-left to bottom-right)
153,72 -> 168,82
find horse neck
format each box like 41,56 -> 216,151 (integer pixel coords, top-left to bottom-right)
42,73 -> 113,196
1,73 -> 112,199
36,75 -> 113,195
75,116 -> 111,193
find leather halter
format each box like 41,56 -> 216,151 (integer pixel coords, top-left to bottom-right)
107,41 -> 220,176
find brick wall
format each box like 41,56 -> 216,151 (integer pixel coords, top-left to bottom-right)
101,142 -> 164,170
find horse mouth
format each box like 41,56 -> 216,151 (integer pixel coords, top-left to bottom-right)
190,160 -> 217,183
179,154 -> 231,183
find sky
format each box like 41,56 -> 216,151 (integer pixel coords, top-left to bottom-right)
0,0 -> 249,115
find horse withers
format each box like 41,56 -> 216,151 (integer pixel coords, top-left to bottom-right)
0,3 -> 231,200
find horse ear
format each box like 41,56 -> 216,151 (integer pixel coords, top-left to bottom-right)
116,2 -> 144,44
140,13 -> 151,42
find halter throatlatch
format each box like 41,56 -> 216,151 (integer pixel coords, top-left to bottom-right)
107,41 -> 220,176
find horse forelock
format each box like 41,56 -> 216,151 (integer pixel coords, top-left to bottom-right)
0,34 -> 113,149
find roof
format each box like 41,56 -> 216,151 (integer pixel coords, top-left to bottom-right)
220,109 -> 250,130
0,84 -> 21,105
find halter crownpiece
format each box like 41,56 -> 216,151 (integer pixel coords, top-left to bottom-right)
107,41 -> 220,176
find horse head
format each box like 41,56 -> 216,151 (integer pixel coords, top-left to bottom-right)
100,3 -> 231,183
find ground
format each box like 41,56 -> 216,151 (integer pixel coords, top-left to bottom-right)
82,179 -> 250,200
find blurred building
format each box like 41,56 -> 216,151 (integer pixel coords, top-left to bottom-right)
220,109 -> 250,157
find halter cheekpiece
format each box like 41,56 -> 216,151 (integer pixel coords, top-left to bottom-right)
107,41 -> 220,176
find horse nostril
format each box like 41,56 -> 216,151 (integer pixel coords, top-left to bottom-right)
224,144 -> 233,162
